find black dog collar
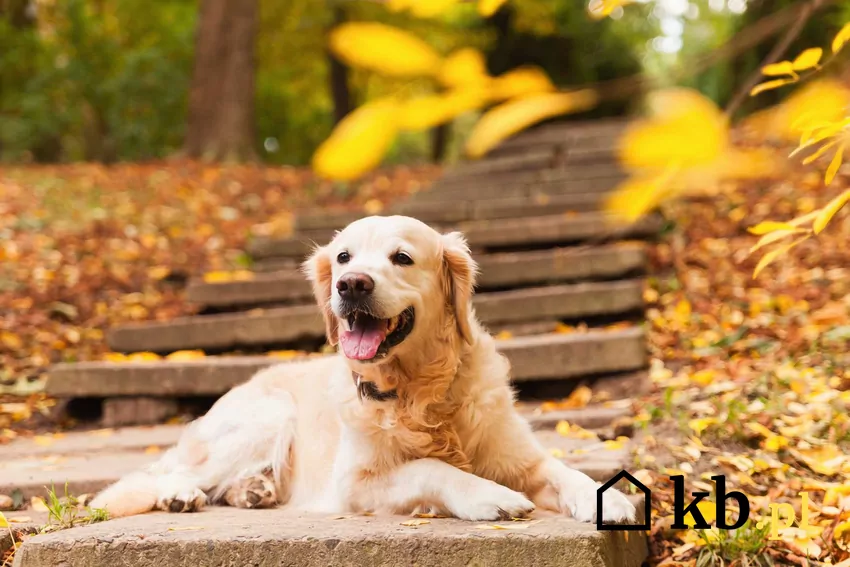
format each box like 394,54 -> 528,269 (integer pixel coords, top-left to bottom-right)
353,372 -> 398,403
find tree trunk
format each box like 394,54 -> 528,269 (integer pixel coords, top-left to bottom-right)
431,122 -> 449,163
184,0 -> 258,162
327,5 -> 351,124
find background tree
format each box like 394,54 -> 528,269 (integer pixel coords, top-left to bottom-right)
184,0 -> 258,162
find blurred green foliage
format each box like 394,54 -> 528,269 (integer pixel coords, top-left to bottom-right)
0,0 -> 195,162
4,0 -> 826,165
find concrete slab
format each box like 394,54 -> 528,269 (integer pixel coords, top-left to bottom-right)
113,280 -> 644,353
189,244 -> 647,308
49,328 -> 647,397
13,508 -> 647,567
1,422 -> 635,507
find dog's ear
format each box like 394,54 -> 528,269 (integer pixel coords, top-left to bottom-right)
441,231 -> 478,344
302,245 -> 338,346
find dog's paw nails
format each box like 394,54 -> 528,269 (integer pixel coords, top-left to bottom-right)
158,488 -> 206,513
567,487 -> 635,524
452,483 -> 535,521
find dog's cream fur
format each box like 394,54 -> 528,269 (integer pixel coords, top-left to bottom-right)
91,216 -> 635,523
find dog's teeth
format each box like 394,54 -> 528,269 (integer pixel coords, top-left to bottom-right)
387,316 -> 398,332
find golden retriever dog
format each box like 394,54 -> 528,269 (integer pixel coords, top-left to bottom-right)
91,216 -> 636,524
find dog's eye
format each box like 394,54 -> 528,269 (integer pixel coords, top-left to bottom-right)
337,251 -> 351,264
392,251 -> 414,266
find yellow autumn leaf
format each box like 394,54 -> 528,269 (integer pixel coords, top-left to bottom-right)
833,22 -> 850,53
792,47 -> 823,71
753,236 -> 808,278
102,352 -> 128,362
165,350 -> 206,361
555,420 -> 571,437
750,78 -> 796,96
619,89 -> 727,169
563,385 -> 592,408
203,271 -> 234,283
824,483 -> 850,506
387,0 -> 413,11
604,168 -> 678,222
312,98 -> 400,180
328,23 -> 441,77
690,369 -> 714,386
813,188 -> 850,234
761,61 -> 796,77
409,0 -> 460,18
465,90 -> 598,158
688,417 -> 718,436
0,512 -> 7,528
824,142 -> 845,186
167,526 -> 205,531
437,48 -> 490,88
603,440 -> 625,450
793,445 -> 848,476
764,435 -> 790,452
490,66 -> 556,101
128,352 -> 162,362
478,0 -> 508,17
749,228 -> 806,254
399,90 -> 488,131
746,423 -> 774,438
800,139 -> 838,165
747,221 -> 798,235
400,519 -> 431,526
588,0 -> 634,19
682,501 -> 717,527
267,350 -> 303,359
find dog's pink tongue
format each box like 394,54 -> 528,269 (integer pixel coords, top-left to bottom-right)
340,319 -> 386,360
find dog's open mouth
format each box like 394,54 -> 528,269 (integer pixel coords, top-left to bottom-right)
339,307 -> 415,361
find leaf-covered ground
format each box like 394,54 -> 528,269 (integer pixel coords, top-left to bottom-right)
631,162 -> 850,565
1,155 -> 850,565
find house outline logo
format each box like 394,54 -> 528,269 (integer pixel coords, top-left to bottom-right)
596,470 -> 651,531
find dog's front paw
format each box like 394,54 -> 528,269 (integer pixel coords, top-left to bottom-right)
565,485 -> 635,524
223,474 -> 277,509
157,487 -> 207,513
450,481 -> 535,521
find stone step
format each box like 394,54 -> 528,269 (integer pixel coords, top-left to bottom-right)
247,212 -> 660,261
492,119 -> 627,153
190,243 -> 647,308
48,328 -> 648,398
0,412 -> 633,502
293,191 -> 608,233
422,169 -> 626,201
13,507 -> 646,567
439,148 -> 556,178
115,280 -> 644,353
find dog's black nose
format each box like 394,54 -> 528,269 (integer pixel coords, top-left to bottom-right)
337,273 -> 374,301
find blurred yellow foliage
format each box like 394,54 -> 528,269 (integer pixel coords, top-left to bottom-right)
314,7 -> 598,180
312,99 -> 401,181
606,88 -> 776,222
743,24 -> 850,277
328,23 -> 441,77
465,91 -> 598,158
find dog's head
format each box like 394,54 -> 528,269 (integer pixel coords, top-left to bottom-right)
303,215 -> 477,366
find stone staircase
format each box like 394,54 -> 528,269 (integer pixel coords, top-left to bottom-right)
7,120 -> 655,567
45,119 -> 657,428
